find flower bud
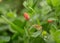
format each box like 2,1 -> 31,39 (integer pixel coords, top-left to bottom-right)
24,12 -> 30,20
42,31 -> 47,36
48,19 -> 53,23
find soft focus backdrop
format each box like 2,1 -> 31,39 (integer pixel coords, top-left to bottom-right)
0,0 -> 60,43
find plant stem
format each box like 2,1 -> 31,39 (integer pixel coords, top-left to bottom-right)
2,16 -> 24,34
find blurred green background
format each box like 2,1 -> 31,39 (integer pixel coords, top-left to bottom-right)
0,0 -> 60,43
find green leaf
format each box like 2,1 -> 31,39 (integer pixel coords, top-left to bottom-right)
0,26 -> 8,31
50,30 -> 60,43
2,16 -> 24,34
30,37 -> 46,43
31,31 -> 41,38
51,0 -> 60,7
6,11 -> 17,18
46,0 -> 52,6
0,36 -> 10,43
53,30 -> 60,43
46,0 -> 60,7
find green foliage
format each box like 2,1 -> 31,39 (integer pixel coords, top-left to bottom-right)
0,0 -> 60,43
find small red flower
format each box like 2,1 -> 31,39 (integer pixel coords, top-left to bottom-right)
48,20 -> 53,23
24,12 -> 30,20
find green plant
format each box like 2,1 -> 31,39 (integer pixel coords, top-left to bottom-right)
0,0 -> 60,43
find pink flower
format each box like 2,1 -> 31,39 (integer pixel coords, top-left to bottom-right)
24,12 -> 30,20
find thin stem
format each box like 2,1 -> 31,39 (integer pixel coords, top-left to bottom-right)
2,16 -> 24,34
